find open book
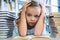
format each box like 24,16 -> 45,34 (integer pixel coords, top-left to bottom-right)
12,35 -> 51,40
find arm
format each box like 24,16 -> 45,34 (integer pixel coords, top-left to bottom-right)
34,4 -> 44,36
34,14 -> 44,36
18,3 -> 30,37
18,11 -> 27,37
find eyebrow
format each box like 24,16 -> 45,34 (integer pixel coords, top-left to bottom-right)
27,13 -> 40,16
26,13 -> 32,15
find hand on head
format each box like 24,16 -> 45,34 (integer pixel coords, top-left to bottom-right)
39,3 -> 45,18
22,2 -> 31,12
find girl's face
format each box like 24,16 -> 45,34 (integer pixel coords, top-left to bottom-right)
26,7 -> 41,26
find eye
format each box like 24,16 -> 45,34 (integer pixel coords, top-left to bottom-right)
35,15 -> 40,18
26,13 -> 32,16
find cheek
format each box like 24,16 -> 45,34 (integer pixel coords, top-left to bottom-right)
35,18 -> 39,22
26,16 -> 30,22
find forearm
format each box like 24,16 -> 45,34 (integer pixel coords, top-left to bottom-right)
34,17 -> 44,36
18,11 -> 27,36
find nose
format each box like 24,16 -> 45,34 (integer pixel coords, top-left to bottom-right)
31,17 -> 35,21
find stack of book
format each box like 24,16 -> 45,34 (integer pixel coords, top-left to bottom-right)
0,11 -> 16,38
0,11 -> 16,19
49,12 -> 60,27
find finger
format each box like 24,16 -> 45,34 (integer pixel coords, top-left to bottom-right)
21,2 -> 31,11
22,2 -> 30,9
24,2 -> 31,6
26,3 -> 31,7
39,3 -> 45,9
24,2 -> 30,4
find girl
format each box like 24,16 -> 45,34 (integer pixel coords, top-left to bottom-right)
17,1 -> 44,37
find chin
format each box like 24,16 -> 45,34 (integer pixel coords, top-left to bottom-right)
29,24 -> 34,27
30,25 -> 34,27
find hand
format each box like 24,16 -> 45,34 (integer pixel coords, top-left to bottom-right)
21,2 -> 31,12
39,3 -> 45,18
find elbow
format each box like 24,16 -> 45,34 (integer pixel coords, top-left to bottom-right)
34,33 -> 40,36
34,31 -> 41,36
19,31 -> 27,37
19,33 -> 26,37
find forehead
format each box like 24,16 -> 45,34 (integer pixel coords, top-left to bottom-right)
26,7 -> 41,15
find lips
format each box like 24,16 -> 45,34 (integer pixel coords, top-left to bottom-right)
29,22 -> 35,24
